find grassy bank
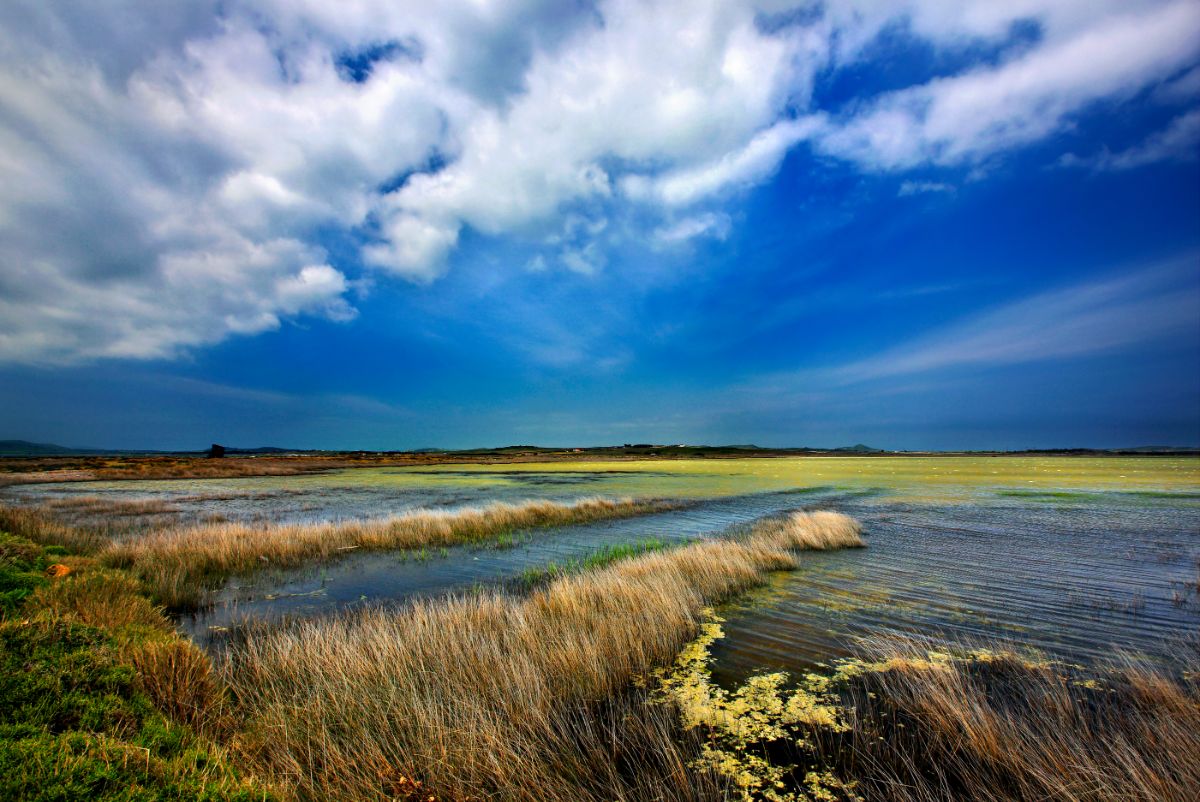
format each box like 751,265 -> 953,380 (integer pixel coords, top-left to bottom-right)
104,496 -> 680,607
0,526 -> 273,800
220,511 -> 864,801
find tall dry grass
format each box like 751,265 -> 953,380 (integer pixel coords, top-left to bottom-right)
822,640 -> 1200,802
42,495 -> 181,517
221,511 -> 864,801
105,496 -> 682,607
0,503 -> 109,553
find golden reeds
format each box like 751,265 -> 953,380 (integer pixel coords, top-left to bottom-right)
0,503 -> 109,554
822,639 -> 1200,802
221,511 -> 864,801
43,495 -> 181,517
105,496 -> 682,607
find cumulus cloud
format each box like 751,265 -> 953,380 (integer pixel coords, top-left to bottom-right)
1,0 -> 1198,364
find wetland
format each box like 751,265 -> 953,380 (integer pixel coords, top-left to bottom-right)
2,454 -> 1197,800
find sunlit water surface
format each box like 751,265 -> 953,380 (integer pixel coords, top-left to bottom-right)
5,457 -> 1198,679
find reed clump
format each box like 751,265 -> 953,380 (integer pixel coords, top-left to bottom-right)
43,495 -> 181,517
0,504 -> 109,554
221,511 -> 865,802
106,497 -> 682,608
821,640 -> 1200,802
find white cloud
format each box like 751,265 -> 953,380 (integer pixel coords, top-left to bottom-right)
829,257 -> 1200,382
1,0 -> 1199,364
623,117 -> 824,206
897,180 -> 955,196
560,243 -> 606,276
652,213 -> 733,245
1059,109 -> 1200,171
817,1 -> 1200,170
1155,65 -> 1200,104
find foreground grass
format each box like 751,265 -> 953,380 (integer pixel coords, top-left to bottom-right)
658,618 -> 1200,802
0,529 -> 273,801
104,497 -> 680,608
827,641 -> 1200,801
221,511 -> 864,801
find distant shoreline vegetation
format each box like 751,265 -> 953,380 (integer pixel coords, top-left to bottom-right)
2,444 -> 1198,487
3,437 -> 1199,459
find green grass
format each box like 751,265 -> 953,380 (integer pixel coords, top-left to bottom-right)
1118,490 -> 1200,499
514,537 -> 670,588
995,490 -> 1093,500
0,527 -> 273,801
0,531 -> 51,615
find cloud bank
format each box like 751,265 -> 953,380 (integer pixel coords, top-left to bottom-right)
1,0 -> 1198,363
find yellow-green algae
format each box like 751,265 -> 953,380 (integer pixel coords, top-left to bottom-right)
49,455 -> 1200,505
652,611 -> 1074,802
653,609 -> 857,802
383,455 -> 1200,503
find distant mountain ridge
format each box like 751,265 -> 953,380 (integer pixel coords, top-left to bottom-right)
0,440 -> 298,457
0,439 -> 88,456
2,439 -> 1197,457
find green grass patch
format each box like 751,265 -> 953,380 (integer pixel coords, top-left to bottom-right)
0,528 -> 274,801
1117,490 -> 1200,500
0,531 -> 50,615
995,489 -> 1092,501
514,537 -> 670,589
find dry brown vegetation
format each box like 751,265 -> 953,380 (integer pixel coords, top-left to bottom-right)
220,511 -> 864,801
43,495 -> 182,517
105,496 -> 683,607
819,640 -> 1200,802
0,446 -> 761,486
0,503 -> 109,554
0,455 -> 356,486
37,495 -> 186,539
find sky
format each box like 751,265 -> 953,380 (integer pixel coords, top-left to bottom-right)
1,0 -> 1198,451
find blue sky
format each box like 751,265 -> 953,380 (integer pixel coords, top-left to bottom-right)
1,1 -> 1198,450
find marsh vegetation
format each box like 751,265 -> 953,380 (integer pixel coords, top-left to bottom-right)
220,511 -> 863,801
1,455 -> 1197,800
103,496 -> 680,607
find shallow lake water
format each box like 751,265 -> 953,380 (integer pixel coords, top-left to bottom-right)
5,456 -> 1199,678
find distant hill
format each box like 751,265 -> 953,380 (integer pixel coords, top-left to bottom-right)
0,440 -> 303,457
0,439 -> 87,456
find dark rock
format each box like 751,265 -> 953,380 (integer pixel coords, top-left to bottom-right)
207,443 -> 226,458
